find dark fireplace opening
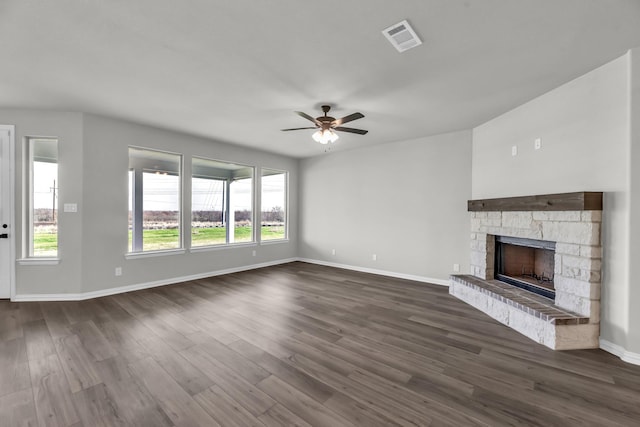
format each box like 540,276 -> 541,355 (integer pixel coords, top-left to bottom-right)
494,236 -> 556,299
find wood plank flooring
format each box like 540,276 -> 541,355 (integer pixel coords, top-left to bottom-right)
1,261 -> 640,426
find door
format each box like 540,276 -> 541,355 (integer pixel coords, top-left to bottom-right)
0,125 -> 15,299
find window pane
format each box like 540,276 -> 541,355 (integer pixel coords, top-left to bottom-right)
30,138 -> 58,257
129,147 -> 181,252
192,177 -> 226,246
261,169 -> 287,241
231,177 -> 253,243
143,172 -> 180,250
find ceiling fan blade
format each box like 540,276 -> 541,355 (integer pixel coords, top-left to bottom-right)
332,112 -> 364,126
295,111 -> 321,126
335,126 -> 368,135
281,127 -> 318,131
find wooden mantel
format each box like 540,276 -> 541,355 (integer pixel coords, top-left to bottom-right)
468,191 -> 603,212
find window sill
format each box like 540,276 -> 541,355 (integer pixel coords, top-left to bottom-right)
17,258 -> 60,266
260,238 -> 289,245
189,242 -> 256,253
125,248 -> 186,260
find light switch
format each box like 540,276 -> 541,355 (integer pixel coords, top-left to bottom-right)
511,146 -> 518,156
64,203 -> 78,213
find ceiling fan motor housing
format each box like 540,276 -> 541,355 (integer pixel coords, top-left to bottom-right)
318,117 -> 335,130
318,105 -> 335,129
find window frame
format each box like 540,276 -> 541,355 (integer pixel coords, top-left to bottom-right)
127,146 -> 183,254
260,167 -> 288,243
25,136 -> 59,259
190,156 -> 255,249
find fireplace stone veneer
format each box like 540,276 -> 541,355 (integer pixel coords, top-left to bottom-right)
450,192 -> 603,350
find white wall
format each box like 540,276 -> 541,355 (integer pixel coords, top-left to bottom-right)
472,52 -> 635,354
1,110 -> 298,297
299,130 -> 472,283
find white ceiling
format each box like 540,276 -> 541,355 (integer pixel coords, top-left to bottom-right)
2,1 -> 640,158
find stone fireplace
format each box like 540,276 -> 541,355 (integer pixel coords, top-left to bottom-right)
450,192 -> 603,350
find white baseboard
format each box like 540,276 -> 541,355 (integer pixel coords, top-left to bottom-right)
296,257 -> 450,287
599,338 -> 640,366
12,257 -> 448,302
12,258 -> 298,302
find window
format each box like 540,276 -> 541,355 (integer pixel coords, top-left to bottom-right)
261,168 -> 287,241
128,147 -> 181,252
191,157 -> 253,247
27,138 -> 58,257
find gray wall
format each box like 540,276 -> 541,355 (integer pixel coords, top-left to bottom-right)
628,49 -> 640,354
2,110 -> 298,296
472,51 -> 636,353
2,109 -> 85,295
299,130 -> 472,283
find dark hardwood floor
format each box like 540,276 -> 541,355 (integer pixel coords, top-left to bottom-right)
1,261 -> 640,426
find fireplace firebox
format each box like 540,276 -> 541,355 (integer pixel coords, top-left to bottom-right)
494,236 -> 556,299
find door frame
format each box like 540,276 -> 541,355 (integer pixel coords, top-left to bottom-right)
0,124 -> 16,299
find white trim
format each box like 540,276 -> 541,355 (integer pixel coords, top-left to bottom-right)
0,125 -> 16,299
260,238 -> 289,246
12,257 -> 298,302
189,241 -> 256,253
296,257 -> 450,287
11,256 -> 450,301
17,257 -> 60,266
125,248 -> 186,260
189,244 -> 231,253
600,338 -> 640,366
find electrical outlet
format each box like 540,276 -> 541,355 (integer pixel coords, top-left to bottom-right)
534,138 -> 542,150
63,203 -> 78,213
115,267 -> 122,276
372,254 -> 377,261
331,249 -> 336,255
453,263 -> 460,272
511,145 -> 518,156
252,250 -> 256,257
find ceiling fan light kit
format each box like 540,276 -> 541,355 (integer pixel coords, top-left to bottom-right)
281,104 -> 368,146
312,129 -> 339,144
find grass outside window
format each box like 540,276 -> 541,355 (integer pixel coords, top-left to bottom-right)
121,226 -> 281,251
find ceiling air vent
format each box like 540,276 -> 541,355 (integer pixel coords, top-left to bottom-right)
382,20 -> 422,53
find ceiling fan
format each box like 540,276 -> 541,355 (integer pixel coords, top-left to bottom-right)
281,105 -> 368,144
